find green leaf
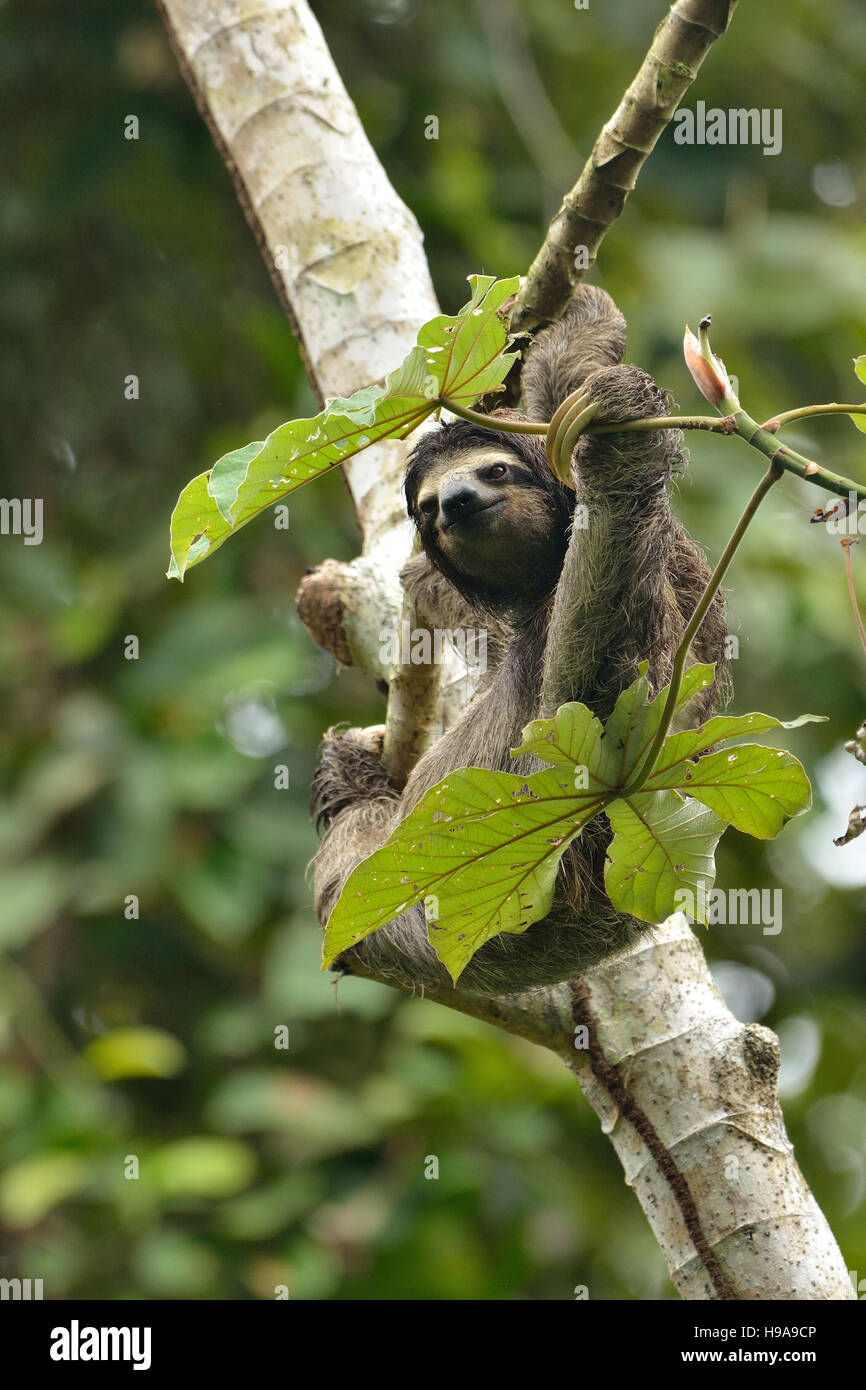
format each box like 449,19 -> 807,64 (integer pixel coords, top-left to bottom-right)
166,449 -> 261,582
168,275 -> 520,579
601,661 -> 716,785
0,1152 -> 90,1229
605,792 -> 727,924
222,356 -> 433,537
84,1027 -> 187,1081
324,667 -> 821,983
0,860 -> 68,949
643,710 -> 824,782
415,273 -> 521,405
647,743 -> 813,837
322,763 -> 606,984
151,1137 -> 256,1199
206,439 -> 268,523
510,702 -> 610,777
511,660 -> 716,782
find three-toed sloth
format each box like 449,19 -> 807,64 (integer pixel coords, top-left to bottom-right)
310,286 -> 729,997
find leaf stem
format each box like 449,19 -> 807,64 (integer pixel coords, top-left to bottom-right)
621,462 -> 785,796
439,396 -> 866,504
439,397 -> 549,434
593,414 -> 737,434
441,394 -> 725,436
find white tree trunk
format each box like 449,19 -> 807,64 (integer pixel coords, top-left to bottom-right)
570,915 -> 852,1299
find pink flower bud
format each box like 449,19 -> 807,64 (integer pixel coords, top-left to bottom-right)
683,327 -> 733,407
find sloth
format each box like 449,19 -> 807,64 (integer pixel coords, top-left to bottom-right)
310,285 -> 729,997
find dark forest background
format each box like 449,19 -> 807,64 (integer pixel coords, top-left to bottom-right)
1,0 -> 865,1299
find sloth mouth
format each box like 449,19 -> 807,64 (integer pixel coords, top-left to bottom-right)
443,498 -> 505,531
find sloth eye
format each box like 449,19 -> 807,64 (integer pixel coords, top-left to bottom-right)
419,495 -> 438,515
483,463 -> 508,480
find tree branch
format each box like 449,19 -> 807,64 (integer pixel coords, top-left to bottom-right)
157,0 -> 477,748
345,914 -> 853,1298
511,0 -> 741,332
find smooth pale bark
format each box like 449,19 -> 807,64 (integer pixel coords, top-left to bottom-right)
158,0 -> 854,1299
157,0 -> 481,764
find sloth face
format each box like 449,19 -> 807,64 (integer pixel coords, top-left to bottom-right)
411,443 -> 566,601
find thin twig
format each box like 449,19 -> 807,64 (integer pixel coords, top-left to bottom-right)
841,539 -> 866,656
764,402 -> 866,430
623,462 -> 785,795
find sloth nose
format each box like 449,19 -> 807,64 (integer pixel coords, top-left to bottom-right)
440,482 -> 483,525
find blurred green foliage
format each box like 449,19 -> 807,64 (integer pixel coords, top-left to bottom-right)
0,0 -> 865,1300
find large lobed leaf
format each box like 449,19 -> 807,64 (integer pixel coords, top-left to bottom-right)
322,764 -> 607,985
605,792 -> 728,926
323,666 -> 823,983
645,743 -> 813,839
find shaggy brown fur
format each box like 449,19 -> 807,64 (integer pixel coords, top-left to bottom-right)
310,286 -> 730,996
